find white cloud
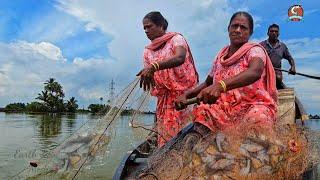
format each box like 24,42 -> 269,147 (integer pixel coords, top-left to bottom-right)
16,7 -> 83,43
84,22 -> 98,32
0,68 -> 9,96
11,41 -> 66,61
284,38 -> 320,59
0,41 -> 128,106
56,0 -> 233,80
78,87 -> 106,101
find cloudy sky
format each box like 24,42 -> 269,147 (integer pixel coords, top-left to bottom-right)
0,0 -> 319,113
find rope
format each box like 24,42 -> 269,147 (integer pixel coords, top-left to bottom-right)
12,80 -> 141,178
129,92 -> 169,144
277,104 -> 295,122
71,79 -> 140,179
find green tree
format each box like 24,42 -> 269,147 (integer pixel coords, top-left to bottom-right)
25,102 -> 49,112
36,90 -> 49,106
88,104 -> 105,113
65,97 -> 79,113
38,78 -> 65,112
5,103 -> 26,111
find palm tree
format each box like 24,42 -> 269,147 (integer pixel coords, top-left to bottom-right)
99,97 -> 103,104
39,78 -> 65,112
44,78 -> 65,98
65,97 -> 78,113
36,90 -> 49,104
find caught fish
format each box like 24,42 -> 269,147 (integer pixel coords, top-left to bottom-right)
29,132 -> 110,173
216,132 -> 226,152
240,159 -> 251,175
240,142 -> 264,153
128,122 -> 309,180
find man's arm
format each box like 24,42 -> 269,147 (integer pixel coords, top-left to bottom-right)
283,43 -> 296,74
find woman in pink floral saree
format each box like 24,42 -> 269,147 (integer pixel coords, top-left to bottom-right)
138,11 -> 198,147
176,11 -> 277,132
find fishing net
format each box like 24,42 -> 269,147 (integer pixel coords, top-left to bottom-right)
11,78 -> 319,179
121,88 -> 316,180
13,78 -> 153,179
136,120 -> 313,180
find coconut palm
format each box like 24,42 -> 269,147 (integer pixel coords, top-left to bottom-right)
65,97 -> 78,113
36,90 -> 49,104
44,78 -> 65,98
38,78 -> 65,112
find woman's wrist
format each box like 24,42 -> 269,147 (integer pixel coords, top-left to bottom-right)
218,80 -> 227,93
150,62 -> 160,72
150,63 -> 157,72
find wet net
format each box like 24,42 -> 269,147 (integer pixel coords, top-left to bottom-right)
13,78 -> 153,179
11,78 -> 319,179
136,121 -> 314,180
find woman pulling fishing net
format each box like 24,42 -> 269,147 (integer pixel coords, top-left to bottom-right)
113,11 -> 311,180
176,11 -> 277,132
170,11 -> 308,179
132,12 -> 309,180
137,11 -> 199,147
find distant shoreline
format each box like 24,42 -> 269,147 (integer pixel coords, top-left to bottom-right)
0,107 -> 155,115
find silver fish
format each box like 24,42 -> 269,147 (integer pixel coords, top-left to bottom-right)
240,159 -> 251,175
256,149 -> 269,163
208,158 -> 234,171
240,143 -> 264,153
216,132 -> 226,152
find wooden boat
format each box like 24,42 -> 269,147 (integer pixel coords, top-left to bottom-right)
113,88 -> 318,180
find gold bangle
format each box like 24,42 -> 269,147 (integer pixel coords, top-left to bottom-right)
154,61 -> 160,70
151,63 -> 157,71
219,80 -> 227,92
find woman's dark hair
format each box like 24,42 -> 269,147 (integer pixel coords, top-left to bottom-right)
143,11 -> 168,31
228,11 -> 254,35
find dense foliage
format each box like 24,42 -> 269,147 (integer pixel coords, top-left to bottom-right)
5,103 -> 26,111
4,78 -> 79,113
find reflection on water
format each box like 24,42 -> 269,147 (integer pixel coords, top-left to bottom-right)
0,112 -> 153,179
65,114 -> 76,132
39,115 -> 62,138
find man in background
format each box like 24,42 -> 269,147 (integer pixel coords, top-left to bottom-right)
260,23 -> 296,89
261,24 -> 308,121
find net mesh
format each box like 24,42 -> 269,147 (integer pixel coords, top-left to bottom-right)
13,78 -> 154,179
12,78 -> 319,179
137,121 -> 313,180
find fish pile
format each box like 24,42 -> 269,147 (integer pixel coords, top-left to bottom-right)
138,122 -> 309,180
